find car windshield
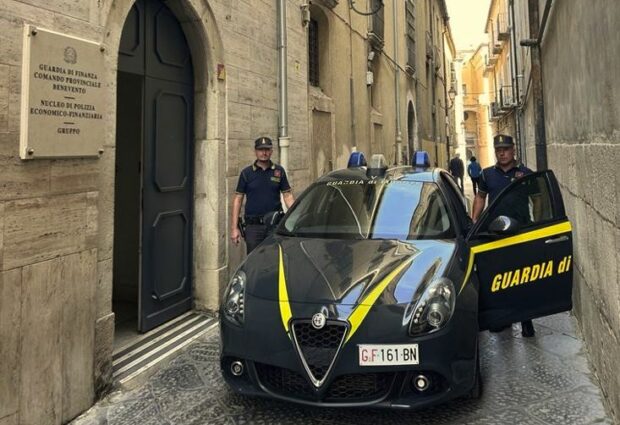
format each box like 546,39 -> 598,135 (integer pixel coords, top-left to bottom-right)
278,179 -> 455,240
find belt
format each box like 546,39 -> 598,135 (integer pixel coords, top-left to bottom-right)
244,216 -> 265,225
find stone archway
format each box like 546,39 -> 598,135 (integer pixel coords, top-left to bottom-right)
406,100 -> 418,163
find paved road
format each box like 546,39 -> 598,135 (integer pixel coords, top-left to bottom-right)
73,312 -> 613,425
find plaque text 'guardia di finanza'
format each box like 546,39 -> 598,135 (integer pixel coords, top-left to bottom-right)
20,26 -> 106,159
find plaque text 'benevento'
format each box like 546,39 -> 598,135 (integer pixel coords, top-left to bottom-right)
20,26 -> 106,159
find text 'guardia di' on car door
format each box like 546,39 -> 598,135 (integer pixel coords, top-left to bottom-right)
467,171 -> 573,330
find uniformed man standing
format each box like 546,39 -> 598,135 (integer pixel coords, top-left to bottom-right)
230,137 -> 295,254
471,134 -> 536,337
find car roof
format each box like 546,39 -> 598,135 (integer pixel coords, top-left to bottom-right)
316,166 -> 443,184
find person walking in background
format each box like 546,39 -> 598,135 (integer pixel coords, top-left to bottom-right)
467,156 -> 482,195
230,137 -> 295,254
449,153 -> 465,193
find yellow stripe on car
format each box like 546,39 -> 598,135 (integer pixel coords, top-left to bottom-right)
458,220 -> 572,294
278,245 -> 293,335
345,258 -> 414,343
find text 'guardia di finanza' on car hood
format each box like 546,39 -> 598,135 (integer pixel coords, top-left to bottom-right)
243,236 -> 456,307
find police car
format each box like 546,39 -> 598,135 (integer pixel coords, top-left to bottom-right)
220,152 -> 573,409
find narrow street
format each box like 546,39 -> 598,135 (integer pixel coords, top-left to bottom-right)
72,312 -> 612,425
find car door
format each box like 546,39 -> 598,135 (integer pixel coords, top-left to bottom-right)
466,170 -> 573,330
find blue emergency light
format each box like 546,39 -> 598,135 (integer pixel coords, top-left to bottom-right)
412,151 -> 431,167
347,151 -> 367,167
367,154 -> 388,177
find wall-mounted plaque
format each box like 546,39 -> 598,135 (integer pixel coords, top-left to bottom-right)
20,25 -> 106,159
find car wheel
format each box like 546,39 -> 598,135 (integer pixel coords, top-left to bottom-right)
468,348 -> 483,399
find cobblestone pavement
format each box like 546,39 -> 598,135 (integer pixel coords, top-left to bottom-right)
72,312 -> 614,425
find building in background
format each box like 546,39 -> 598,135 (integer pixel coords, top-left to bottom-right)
456,45 -> 495,168
0,0 -> 456,423
307,0 -> 455,173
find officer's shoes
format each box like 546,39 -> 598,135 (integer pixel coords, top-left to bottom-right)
521,320 -> 535,337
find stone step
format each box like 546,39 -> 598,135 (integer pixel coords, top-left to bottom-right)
112,311 -> 217,390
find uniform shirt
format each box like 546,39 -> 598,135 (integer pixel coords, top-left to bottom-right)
479,162 -> 534,224
235,161 -> 291,217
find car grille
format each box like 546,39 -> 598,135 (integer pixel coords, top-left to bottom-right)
325,372 -> 394,400
255,363 -> 316,400
291,321 -> 347,385
255,363 -> 394,402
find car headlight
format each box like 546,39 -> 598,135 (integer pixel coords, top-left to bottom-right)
223,270 -> 246,325
408,277 -> 455,336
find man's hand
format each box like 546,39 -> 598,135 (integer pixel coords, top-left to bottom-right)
231,227 -> 242,245
472,192 -> 487,223
282,191 -> 295,209
231,193 -> 244,245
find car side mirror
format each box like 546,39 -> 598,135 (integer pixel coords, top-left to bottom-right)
488,215 -> 521,235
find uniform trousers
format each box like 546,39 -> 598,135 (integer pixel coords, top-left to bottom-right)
245,224 -> 268,254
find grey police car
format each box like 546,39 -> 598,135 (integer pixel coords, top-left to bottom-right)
220,152 -> 573,409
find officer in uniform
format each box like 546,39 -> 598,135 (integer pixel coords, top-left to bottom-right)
230,137 -> 295,254
471,134 -> 536,337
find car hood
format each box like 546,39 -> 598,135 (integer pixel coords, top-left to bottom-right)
242,235 -> 456,308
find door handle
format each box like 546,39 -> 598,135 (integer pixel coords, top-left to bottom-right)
545,235 -> 569,244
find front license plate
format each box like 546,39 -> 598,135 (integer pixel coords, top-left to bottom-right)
358,344 -> 419,366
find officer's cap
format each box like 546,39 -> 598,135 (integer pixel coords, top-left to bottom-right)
254,137 -> 273,149
493,134 -> 515,148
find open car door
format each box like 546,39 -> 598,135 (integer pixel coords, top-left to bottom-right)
467,170 -> 573,330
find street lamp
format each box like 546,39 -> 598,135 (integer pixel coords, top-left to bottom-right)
448,87 -> 457,107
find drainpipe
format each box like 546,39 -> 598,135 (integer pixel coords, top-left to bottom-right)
430,5 -> 438,166
442,22 -> 450,163
521,0 -> 548,170
277,0 -> 290,171
509,0 -> 523,161
393,1 -> 403,165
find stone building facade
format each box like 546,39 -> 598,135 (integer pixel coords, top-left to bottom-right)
513,0 -> 620,421
0,0 -> 455,423
466,0 -> 620,420
306,0 -> 455,176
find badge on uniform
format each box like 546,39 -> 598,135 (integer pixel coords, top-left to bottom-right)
274,169 -> 281,178
515,171 -> 524,178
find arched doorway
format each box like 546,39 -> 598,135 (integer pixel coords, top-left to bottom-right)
113,0 -> 194,334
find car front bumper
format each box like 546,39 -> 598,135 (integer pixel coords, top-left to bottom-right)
219,298 -> 478,409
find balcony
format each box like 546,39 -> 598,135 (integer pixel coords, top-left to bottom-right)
497,13 -> 510,41
490,23 -> 502,54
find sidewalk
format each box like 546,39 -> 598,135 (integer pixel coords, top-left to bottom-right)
72,312 -> 612,425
